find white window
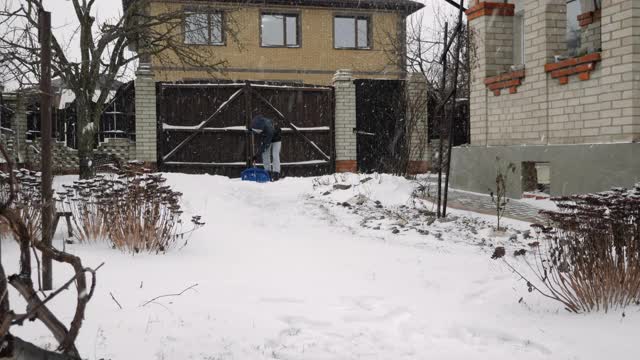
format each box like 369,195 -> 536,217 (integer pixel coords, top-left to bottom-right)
184,12 -> 224,45
566,0 -> 582,56
334,16 -> 370,49
261,14 -> 299,47
513,11 -> 524,65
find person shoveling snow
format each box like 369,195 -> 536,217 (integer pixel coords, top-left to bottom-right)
248,114 -> 282,181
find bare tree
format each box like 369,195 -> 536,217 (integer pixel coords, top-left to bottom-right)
0,0 -> 236,178
0,141 -> 103,359
384,1 -> 472,214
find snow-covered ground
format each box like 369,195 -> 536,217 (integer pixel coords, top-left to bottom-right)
2,173 -> 638,359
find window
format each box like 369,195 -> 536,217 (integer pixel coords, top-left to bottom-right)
566,0 -> 582,56
184,11 -> 224,45
261,14 -> 299,47
513,10 -> 524,65
334,16 -> 370,49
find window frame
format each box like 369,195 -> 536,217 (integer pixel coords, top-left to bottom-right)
513,10 -> 525,66
183,9 -> 226,46
566,0 -> 582,57
333,15 -> 372,50
260,11 -> 301,48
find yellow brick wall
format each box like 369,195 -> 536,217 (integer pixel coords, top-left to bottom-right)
150,1 -> 405,85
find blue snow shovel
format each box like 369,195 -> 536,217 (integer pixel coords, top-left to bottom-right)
241,167 -> 271,183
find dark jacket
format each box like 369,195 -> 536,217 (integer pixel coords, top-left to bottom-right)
250,115 -> 282,156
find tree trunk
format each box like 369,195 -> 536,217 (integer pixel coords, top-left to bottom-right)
0,335 -> 79,360
75,99 -> 96,179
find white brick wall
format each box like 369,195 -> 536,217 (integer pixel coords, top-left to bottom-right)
468,0 -> 640,147
333,70 -> 357,161
134,67 -> 158,162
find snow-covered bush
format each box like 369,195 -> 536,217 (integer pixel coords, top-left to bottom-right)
505,184 -> 640,313
59,164 -> 204,253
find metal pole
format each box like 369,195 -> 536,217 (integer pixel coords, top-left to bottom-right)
244,81 -> 252,167
443,0 -> 466,217
39,10 -> 53,291
436,22 -> 448,218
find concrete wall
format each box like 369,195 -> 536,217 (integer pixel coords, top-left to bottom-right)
454,0 -> 640,196
149,1 -> 407,85
451,143 -> 640,197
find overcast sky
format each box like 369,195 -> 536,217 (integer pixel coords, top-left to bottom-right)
3,0 -> 462,90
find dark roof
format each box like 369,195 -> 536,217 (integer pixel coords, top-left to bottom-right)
124,0 -> 424,15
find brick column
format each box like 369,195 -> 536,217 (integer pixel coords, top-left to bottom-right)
333,69 -> 357,173
466,2 -> 515,146
134,64 -> 157,167
406,73 -> 429,173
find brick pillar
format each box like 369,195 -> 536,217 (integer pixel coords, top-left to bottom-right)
333,69 -> 357,173
406,73 -> 429,174
14,91 -> 28,164
466,2 -> 515,146
134,64 -> 157,167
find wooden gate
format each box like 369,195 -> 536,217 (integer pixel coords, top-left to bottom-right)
158,82 -> 334,177
355,79 -> 407,173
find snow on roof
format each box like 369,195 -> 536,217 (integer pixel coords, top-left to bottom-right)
57,89 -> 117,110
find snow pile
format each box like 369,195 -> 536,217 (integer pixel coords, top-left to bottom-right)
310,173 -> 535,252
0,173 -> 637,359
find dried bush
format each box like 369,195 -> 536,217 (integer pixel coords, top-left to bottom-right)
59,177 -> 110,244
498,184 -> 640,313
490,158 -> 515,231
59,164 -> 204,253
0,169 -> 42,240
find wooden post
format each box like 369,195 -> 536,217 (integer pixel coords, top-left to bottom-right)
39,10 -> 53,290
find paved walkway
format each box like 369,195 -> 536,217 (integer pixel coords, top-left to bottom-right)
445,189 -> 547,223
423,181 -> 547,223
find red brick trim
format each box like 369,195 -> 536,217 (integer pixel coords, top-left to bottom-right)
578,9 -> 601,27
484,69 -> 525,96
335,160 -> 357,173
544,53 -> 601,85
407,161 -> 429,174
465,2 -> 515,21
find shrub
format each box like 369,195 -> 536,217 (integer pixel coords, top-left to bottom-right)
59,177 -> 110,243
0,170 -> 42,240
58,164 -> 203,253
490,158 -> 516,231
501,184 -> 640,313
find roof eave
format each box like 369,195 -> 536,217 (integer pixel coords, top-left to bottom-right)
123,0 -> 426,15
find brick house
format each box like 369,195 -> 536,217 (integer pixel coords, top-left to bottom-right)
126,0 -> 424,85
123,0 -> 430,174
451,0 -> 639,197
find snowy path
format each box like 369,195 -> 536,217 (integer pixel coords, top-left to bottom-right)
3,174 -> 639,359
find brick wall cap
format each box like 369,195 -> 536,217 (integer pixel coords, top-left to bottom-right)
544,52 -> 601,73
484,69 -> 526,85
466,2 -> 515,21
